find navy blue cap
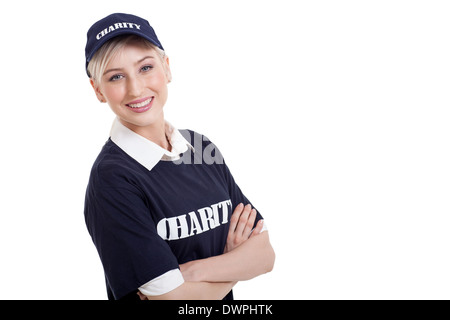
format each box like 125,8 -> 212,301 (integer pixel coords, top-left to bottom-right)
85,13 -> 164,77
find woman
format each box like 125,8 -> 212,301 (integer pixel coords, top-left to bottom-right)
84,13 -> 275,300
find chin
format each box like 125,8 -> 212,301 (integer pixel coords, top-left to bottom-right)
119,108 -> 164,129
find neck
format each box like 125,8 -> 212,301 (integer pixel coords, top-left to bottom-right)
119,113 -> 171,151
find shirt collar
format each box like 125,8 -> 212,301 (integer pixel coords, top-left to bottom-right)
110,117 -> 193,171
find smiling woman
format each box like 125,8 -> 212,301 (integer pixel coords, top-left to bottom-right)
83,13 -> 274,301
88,35 -> 172,145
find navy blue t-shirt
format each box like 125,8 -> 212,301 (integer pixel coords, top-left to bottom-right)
84,130 -> 262,300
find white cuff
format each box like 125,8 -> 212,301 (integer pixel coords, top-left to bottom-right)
260,220 -> 268,233
138,269 -> 184,296
252,220 -> 268,234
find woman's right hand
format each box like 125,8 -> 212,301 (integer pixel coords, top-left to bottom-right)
224,203 -> 264,253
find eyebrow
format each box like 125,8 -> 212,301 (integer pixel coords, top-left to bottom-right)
103,56 -> 155,76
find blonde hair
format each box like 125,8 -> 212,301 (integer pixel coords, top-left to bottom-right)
87,35 -> 167,85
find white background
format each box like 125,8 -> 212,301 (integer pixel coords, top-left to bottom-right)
0,0 -> 449,299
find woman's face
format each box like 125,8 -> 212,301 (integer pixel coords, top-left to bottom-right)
91,42 -> 171,131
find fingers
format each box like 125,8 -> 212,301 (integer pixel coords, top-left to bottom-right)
229,203 -> 257,238
240,207 -> 257,239
250,219 -> 264,238
225,203 -> 259,253
228,203 -> 244,235
234,204 -> 252,237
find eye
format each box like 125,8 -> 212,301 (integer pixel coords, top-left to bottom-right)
141,65 -> 153,72
109,74 -> 124,82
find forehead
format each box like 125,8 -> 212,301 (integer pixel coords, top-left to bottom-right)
108,42 -> 158,66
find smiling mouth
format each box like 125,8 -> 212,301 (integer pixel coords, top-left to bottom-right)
126,97 -> 153,108
125,97 -> 153,113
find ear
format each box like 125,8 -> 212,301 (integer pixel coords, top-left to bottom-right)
164,56 -> 172,83
90,78 -> 106,103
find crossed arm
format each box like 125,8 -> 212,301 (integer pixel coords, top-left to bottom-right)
139,203 -> 275,300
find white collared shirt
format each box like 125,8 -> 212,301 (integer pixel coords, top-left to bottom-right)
110,117 -> 194,171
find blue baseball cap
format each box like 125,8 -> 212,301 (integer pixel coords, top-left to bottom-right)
85,13 -> 164,77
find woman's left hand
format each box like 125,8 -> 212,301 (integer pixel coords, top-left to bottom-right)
179,203 -> 264,282
224,203 -> 264,254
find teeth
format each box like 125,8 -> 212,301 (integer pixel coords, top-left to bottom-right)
128,98 -> 152,108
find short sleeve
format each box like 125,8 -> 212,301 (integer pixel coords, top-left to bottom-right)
84,168 -> 180,300
198,131 -> 263,227
221,159 -> 264,225
195,133 -> 264,226
138,269 -> 184,296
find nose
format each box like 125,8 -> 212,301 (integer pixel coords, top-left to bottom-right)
127,75 -> 143,98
